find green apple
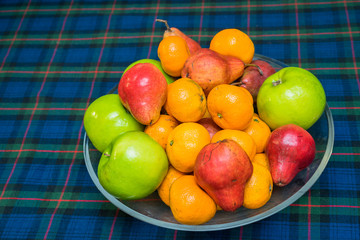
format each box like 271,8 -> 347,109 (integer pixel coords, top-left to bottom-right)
257,67 -> 326,130
84,94 -> 144,152
123,59 -> 175,84
98,131 -> 168,200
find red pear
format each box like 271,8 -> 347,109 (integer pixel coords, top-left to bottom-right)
237,60 -> 276,102
194,139 -> 253,212
118,63 -> 167,125
266,124 -> 316,187
156,19 -> 201,55
181,48 -> 245,95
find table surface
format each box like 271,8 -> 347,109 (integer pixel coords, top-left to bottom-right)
1,0 -> 359,239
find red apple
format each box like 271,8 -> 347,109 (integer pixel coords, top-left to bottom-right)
266,124 -> 316,187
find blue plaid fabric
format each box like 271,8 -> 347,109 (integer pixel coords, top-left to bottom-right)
0,0 -> 359,239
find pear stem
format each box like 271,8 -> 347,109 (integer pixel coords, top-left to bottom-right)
231,81 -> 242,86
155,19 -> 172,32
104,153 -> 110,157
245,63 -> 263,76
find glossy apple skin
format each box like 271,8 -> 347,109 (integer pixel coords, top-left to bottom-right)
98,131 -> 168,200
84,94 -> 144,153
239,60 -> 276,101
123,59 -> 175,84
194,139 -> 253,212
118,63 -> 167,125
257,67 -> 326,130
266,124 -> 316,187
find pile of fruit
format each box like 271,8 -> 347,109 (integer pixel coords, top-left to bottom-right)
83,20 -> 326,225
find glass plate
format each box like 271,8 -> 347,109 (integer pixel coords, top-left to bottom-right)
83,54 -> 334,231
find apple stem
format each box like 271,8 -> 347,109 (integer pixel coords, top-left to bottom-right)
272,80 -> 282,86
245,64 -> 263,76
104,153 -> 110,157
155,19 -> 172,32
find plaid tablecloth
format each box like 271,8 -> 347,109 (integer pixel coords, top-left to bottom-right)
0,0 -> 359,239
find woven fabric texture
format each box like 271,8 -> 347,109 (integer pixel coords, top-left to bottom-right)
0,0 -> 359,239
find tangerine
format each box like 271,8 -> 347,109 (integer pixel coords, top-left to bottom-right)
166,122 -> 210,173
158,35 -> 190,77
210,28 -> 255,64
243,162 -> 273,209
207,84 -> 254,130
157,165 -> 185,206
166,78 -> 207,123
169,175 -> 216,225
144,114 -> 179,149
211,129 -> 256,160
244,114 -> 271,153
252,153 -> 270,171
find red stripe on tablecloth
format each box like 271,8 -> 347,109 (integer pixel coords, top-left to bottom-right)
0,0 -> 31,71
173,230 -> 177,240
2,197 -> 109,202
247,0 -> 251,35
0,107 -> 86,111
85,6 -> 116,109
146,0 -> 160,59
239,226 -> 244,240
308,190 -> 312,240
0,70 -> 124,74
295,1 -> 305,233
292,204 -> 360,208
44,0 -> 116,234
250,31 -> 360,37
332,153 -> 360,155
1,31 -> 359,43
198,0 -> 205,43
305,67 -> 360,70
0,0 -> 32,199
0,35 -> 163,42
330,107 -> 360,109
0,149 -> 85,153
344,1 -> 360,94
294,0 -> 302,68
31,1 -> 72,239
109,209 -> 119,240
1,1 -> 359,13
1,0 -> 73,209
